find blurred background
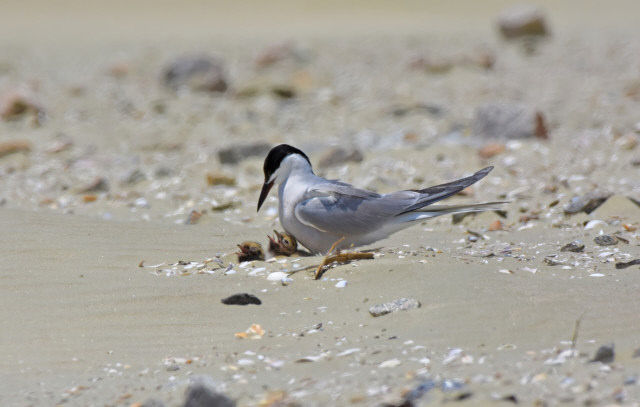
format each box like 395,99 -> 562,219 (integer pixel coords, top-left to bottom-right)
0,0 -> 638,224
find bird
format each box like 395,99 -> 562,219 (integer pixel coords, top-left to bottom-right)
257,144 -> 503,254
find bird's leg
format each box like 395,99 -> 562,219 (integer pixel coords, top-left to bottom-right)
314,237 -> 345,279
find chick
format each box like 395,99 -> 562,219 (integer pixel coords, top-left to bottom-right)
236,241 -> 265,262
268,230 -> 298,256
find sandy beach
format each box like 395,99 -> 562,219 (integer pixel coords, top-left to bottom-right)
1,1 -> 640,406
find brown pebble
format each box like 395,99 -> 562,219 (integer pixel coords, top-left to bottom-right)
82,195 -> 97,203
488,220 -> 503,231
206,173 -> 236,186
0,140 -> 31,158
0,91 -> 43,121
185,210 -> 203,225
478,143 -> 506,158
535,112 -> 548,139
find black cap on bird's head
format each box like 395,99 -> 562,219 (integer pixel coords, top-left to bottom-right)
257,144 -> 311,212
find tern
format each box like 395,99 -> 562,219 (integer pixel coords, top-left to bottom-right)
257,144 -> 503,254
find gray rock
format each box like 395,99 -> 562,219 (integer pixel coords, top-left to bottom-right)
563,191 -> 611,214
497,4 -> 549,39
317,147 -> 364,169
594,235 -> 618,246
590,344 -> 614,364
560,240 -> 585,253
183,382 -> 235,407
162,55 -> 228,93
218,142 -> 271,165
369,297 -> 421,317
122,168 -> 146,185
472,103 -> 547,140
141,399 -> 166,407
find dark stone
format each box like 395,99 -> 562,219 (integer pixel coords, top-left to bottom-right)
183,383 -> 235,407
590,344 -> 614,364
616,259 -> 640,269
162,55 -> 228,93
221,293 -> 262,306
594,235 -> 617,246
497,4 -> 549,39
564,192 -> 611,214
560,240 -> 585,253
218,142 -> 271,165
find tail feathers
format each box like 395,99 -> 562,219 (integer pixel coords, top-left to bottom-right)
399,167 -> 494,214
400,201 -> 508,221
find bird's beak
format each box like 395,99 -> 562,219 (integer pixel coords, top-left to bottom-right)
257,181 -> 274,212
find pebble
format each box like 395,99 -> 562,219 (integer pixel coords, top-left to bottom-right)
267,271 -> 289,281
594,235 -> 617,246
615,259 -> 640,270
369,297 -> 421,317
162,55 -> 228,93
221,293 -> 262,306
564,192 -> 611,214
590,344 -> 615,364
0,90 -> 44,122
560,240 -> 585,253
497,4 -> 549,39
218,142 -> 271,165
379,358 -> 401,368
335,280 -> 347,288
473,103 -> 547,140
0,140 -> 32,159
183,380 -> 235,407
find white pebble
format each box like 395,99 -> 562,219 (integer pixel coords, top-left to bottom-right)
379,358 -> 401,368
335,280 -> 347,288
267,271 -> 288,281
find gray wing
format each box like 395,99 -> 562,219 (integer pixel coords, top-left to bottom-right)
294,167 -> 494,235
294,181 -> 415,236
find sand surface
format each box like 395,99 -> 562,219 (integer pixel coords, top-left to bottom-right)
1,1 -> 640,406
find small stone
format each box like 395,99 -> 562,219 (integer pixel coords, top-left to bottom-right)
122,169 -> 146,185
206,173 -> 236,186
564,191 -> 611,214
185,210 -> 203,225
0,140 -> 31,159
183,382 -> 235,407
218,142 -> 271,165
590,344 -> 614,364
221,293 -> 262,306
379,358 -> 401,368
0,90 -> 44,122
497,4 -> 549,39
560,240 -> 585,253
78,177 -> 109,193
162,55 -> 228,93
369,298 -> 421,317
594,235 -> 617,246
317,147 -> 364,169
267,271 -> 288,282
478,143 -> 505,159
615,259 -> 640,270
473,103 -> 548,140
